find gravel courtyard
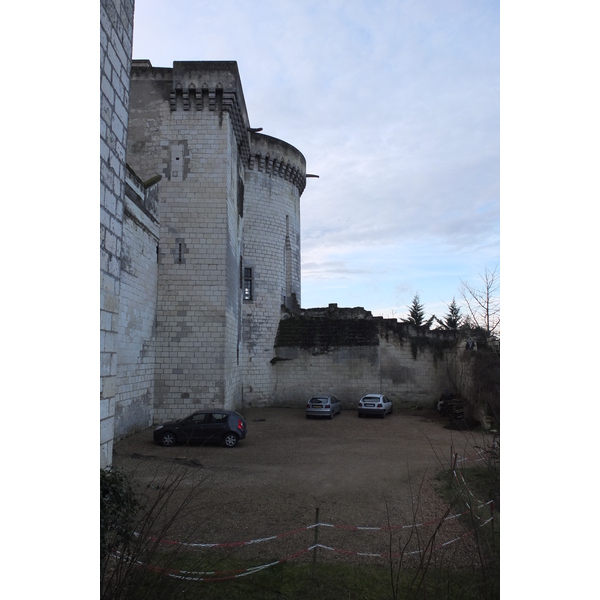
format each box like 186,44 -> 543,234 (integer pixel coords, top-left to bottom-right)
112,407 -> 494,565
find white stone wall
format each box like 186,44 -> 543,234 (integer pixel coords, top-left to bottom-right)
222,128 -> 245,411
272,314 -> 464,409
379,335 -> 451,404
241,134 -> 304,406
273,346 -> 381,408
114,171 -> 159,439
127,64 -> 247,422
100,0 -> 135,467
154,111 -> 232,422
273,340 -> 456,409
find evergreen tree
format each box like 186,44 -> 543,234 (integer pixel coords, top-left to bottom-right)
435,297 -> 463,330
403,293 -> 434,328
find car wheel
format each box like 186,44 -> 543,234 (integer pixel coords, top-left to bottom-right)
329,412 -> 334,420
160,432 -> 177,447
223,433 -> 239,448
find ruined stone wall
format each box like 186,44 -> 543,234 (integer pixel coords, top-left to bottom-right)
378,327 -> 458,405
114,168 -> 160,440
241,134 -> 305,406
272,307 -> 463,408
100,0 -> 135,467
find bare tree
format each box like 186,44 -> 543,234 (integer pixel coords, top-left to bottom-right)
460,265 -> 500,337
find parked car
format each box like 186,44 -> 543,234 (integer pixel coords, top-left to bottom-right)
153,410 -> 247,447
305,395 -> 341,419
357,394 -> 393,418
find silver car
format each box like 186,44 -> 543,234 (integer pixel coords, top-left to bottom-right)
357,394 -> 393,418
305,395 -> 341,419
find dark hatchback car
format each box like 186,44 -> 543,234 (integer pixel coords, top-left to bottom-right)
153,410 -> 247,448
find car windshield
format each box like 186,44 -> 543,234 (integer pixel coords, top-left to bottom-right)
310,398 -> 327,403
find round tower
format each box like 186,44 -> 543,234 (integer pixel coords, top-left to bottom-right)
242,133 -> 306,406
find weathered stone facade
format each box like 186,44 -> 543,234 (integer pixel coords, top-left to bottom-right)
114,167 -> 160,439
272,305 -> 468,408
127,62 -> 247,421
100,0 -> 135,468
241,133 -> 304,407
125,61 -> 306,423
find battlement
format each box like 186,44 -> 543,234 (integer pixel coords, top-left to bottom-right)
131,60 -> 252,163
129,60 -> 307,192
248,132 -> 307,196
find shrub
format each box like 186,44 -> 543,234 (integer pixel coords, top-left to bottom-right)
100,468 -> 139,573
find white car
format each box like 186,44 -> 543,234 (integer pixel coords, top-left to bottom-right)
357,394 -> 393,418
306,395 -> 341,419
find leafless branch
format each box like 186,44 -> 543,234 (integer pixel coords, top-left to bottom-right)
460,265 -> 500,337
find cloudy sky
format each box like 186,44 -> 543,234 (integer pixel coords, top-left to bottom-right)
131,0 -> 499,321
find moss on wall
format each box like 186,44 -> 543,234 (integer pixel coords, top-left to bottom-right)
275,316 -> 379,350
407,334 -> 458,361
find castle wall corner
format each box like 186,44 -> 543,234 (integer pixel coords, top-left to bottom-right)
100,0 -> 136,467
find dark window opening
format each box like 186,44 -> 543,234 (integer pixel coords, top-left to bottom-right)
237,177 -> 244,218
174,239 -> 186,264
243,267 -> 253,301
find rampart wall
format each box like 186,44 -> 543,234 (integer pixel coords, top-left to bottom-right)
270,306 -> 465,408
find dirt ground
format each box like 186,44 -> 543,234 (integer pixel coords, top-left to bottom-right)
112,407 -> 495,565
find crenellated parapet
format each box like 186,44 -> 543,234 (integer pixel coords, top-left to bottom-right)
129,61 -> 307,190
131,60 -> 252,164
248,132 -> 307,196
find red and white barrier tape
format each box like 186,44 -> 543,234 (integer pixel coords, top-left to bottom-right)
153,525 -> 311,549
142,502 -> 493,551
123,515 -> 495,583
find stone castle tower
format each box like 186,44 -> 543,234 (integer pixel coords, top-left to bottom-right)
126,60 -> 305,422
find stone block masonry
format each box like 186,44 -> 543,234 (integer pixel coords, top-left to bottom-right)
114,167 -> 160,440
241,133 -> 305,407
100,0 -> 135,468
125,60 -> 308,423
272,306 -> 466,409
127,62 -> 253,420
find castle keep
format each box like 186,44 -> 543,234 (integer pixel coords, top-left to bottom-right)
125,60 -> 304,429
